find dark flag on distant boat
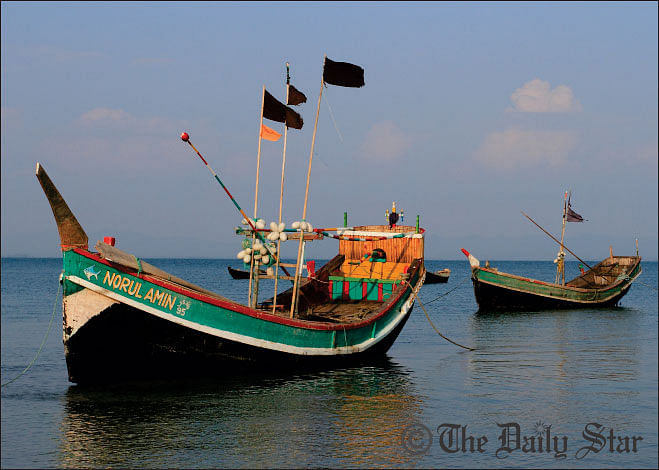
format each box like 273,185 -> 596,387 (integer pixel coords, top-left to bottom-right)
566,194 -> 584,222
287,84 -> 307,106
263,90 -> 304,129
323,57 -> 365,88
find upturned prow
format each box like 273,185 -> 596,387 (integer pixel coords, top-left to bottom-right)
461,248 -> 480,268
35,162 -> 88,250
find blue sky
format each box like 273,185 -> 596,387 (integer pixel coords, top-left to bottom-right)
2,1 -> 657,261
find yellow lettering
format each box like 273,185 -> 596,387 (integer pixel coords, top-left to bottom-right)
134,283 -> 142,298
128,280 -> 138,295
119,277 -> 131,292
112,275 -> 121,289
154,290 -> 166,305
103,271 -> 113,286
144,288 -> 154,302
166,295 -> 176,310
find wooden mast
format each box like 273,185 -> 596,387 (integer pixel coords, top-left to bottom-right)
556,191 -> 568,285
522,211 -> 592,271
273,63 -> 291,313
249,86 -> 266,308
290,55 -> 326,318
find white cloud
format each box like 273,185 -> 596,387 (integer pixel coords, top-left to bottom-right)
637,142 -> 658,162
0,107 -> 22,127
80,108 -> 131,122
474,127 -> 578,169
133,57 -> 175,66
20,45 -> 102,62
509,79 -> 582,113
360,121 -> 411,161
78,108 -> 183,133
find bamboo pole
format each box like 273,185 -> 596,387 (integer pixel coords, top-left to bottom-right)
290,55 -> 326,318
521,211 -> 593,271
294,237 -> 306,313
556,191 -> 568,285
272,69 -> 290,314
249,86 -> 266,307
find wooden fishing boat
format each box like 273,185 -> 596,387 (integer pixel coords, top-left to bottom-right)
462,249 -> 641,311
461,192 -> 641,311
228,266 -> 266,280
36,163 -> 426,383
425,268 -> 450,284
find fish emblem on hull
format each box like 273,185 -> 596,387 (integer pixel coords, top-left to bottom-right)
83,265 -> 101,280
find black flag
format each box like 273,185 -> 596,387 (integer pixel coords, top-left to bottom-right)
566,195 -> 584,222
263,90 -> 303,130
323,57 -> 365,88
287,84 -> 307,106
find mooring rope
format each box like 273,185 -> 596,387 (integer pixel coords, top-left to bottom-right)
423,275 -> 472,305
617,273 -> 658,292
404,280 -> 475,351
1,281 -> 61,388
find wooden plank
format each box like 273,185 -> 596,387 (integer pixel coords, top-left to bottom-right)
94,241 -> 230,301
338,225 -> 423,264
255,274 -> 308,281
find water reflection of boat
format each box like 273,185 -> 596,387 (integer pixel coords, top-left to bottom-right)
57,361 -> 424,468
466,308 -> 642,430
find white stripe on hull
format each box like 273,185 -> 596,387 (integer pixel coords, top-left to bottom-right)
66,275 -> 422,356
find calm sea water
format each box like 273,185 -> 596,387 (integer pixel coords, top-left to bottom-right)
1,258 -> 657,468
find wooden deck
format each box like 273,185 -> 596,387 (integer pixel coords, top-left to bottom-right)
258,298 -> 384,324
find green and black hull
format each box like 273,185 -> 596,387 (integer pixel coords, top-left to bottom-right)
37,162 -> 426,383
62,249 -> 423,383
470,256 -> 642,312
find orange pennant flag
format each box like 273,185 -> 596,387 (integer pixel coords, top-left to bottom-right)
260,123 -> 282,142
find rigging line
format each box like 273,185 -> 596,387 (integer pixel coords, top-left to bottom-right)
423,276 -> 472,305
323,88 -> 344,143
1,281 -> 61,388
405,280 -> 475,351
618,274 -> 658,292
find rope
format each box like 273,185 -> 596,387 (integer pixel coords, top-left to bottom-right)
1,281 -> 61,388
405,279 -> 475,351
323,88 -> 344,143
618,273 -> 658,292
133,255 -> 143,275
423,276 -> 472,305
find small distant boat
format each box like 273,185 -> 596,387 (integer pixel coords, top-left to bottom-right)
461,192 -> 642,312
424,268 -> 450,284
462,249 -> 641,311
228,266 -> 265,280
